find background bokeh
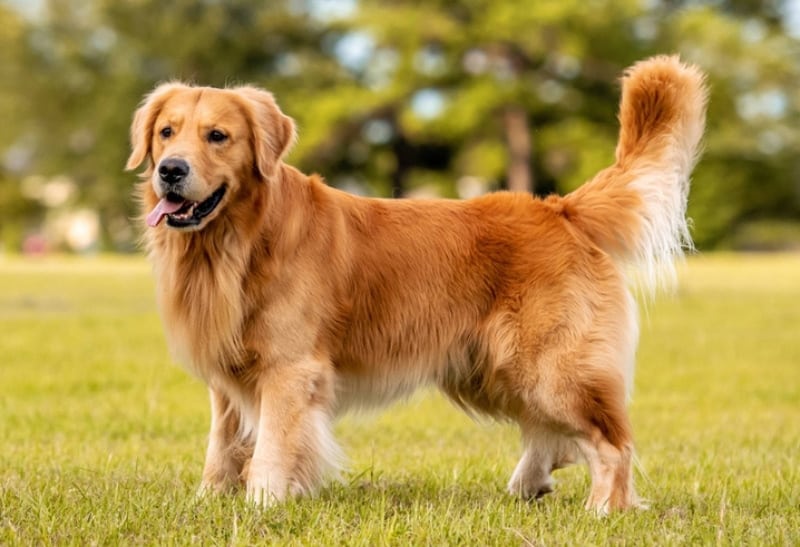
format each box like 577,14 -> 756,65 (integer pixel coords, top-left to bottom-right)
1,0 -> 799,253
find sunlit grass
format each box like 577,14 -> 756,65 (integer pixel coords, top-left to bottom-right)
1,253 -> 798,544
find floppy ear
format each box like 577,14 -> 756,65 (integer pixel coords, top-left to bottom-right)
234,86 -> 297,179
125,82 -> 189,171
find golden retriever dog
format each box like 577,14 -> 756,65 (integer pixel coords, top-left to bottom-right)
126,55 -> 707,513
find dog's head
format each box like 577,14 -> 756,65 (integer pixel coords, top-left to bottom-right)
126,83 -> 296,231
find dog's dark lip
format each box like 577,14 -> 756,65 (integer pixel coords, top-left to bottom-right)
166,185 -> 227,228
166,191 -> 186,204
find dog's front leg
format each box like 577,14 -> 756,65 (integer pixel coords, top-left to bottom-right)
246,356 -> 341,506
199,387 -> 245,494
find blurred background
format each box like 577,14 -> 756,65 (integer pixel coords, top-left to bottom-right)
1,0 -> 799,254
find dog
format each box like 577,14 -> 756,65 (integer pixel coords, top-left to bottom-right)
126,55 -> 707,513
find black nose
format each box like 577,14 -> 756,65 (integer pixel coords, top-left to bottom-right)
158,158 -> 190,185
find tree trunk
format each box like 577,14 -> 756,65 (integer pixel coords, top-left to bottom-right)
391,130 -> 412,198
504,106 -> 533,193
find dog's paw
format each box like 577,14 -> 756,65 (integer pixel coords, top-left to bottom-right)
196,483 -> 213,499
585,497 -> 611,517
245,484 -> 282,507
197,475 -> 239,498
584,493 -> 647,515
507,473 -> 555,501
245,464 -> 289,507
633,497 -> 651,511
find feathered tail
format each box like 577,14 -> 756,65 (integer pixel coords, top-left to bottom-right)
562,55 -> 708,294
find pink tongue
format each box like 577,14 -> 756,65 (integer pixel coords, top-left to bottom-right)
146,198 -> 186,227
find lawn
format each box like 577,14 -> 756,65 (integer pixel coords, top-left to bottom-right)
0,253 -> 798,545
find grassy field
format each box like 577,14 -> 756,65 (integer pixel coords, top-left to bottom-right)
0,254 -> 798,545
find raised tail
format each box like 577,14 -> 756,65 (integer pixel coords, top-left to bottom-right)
561,55 -> 708,294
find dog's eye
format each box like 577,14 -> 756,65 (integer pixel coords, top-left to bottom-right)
160,126 -> 172,139
208,130 -> 228,143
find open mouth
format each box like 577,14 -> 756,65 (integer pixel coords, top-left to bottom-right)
146,185 -> 227,228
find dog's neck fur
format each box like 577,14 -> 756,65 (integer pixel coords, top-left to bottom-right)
144,163 -> 317,383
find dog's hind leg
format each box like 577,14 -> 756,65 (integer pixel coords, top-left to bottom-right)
537,357 -> 639,513
507,425 -> 579,500
574,428 -> 637,514
508,297 -> 640,512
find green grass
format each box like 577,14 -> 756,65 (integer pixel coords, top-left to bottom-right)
1,253 -> 798,545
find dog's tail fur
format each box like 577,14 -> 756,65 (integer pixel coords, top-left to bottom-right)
561,55 -> 708,294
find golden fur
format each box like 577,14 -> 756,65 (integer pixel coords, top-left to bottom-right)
127,55 -> 707,512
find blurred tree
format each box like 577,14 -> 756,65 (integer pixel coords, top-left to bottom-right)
1,0 -> 798,250
0,5 -> 24,146
292,0 -> 800,247
670,3 -> 800,247
0,4 -> 44,249
299,0 -> 655,197
3,0 -> 346,249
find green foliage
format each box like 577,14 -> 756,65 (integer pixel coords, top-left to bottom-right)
724,218 -> 800,250
1,1 -> 799,250
537,117 -> 616,193
454,138 -> 506,183
0,254 -> 798,543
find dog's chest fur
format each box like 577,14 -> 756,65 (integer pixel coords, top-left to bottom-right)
148,226 -> 252,380
150,228 -> 325,386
